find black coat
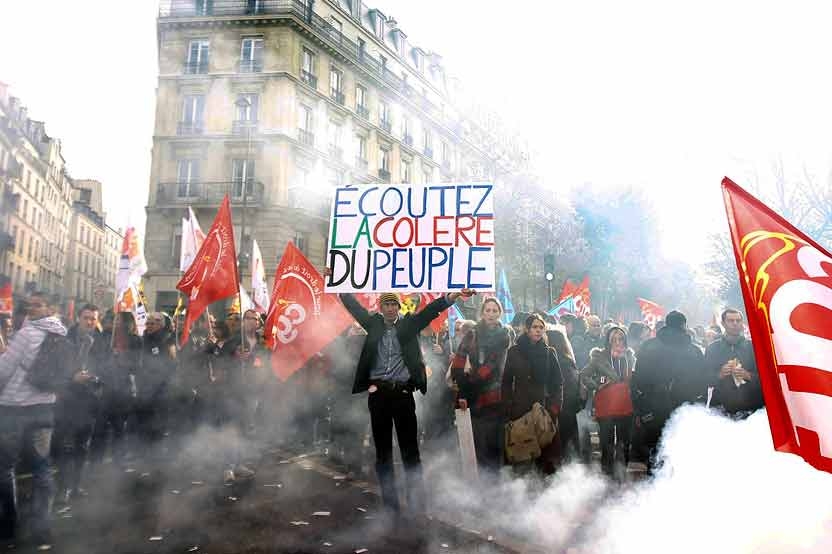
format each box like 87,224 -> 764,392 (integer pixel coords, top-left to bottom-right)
705,336 -> 763,414
339,293 -> 451,395
631,326 -> 706,419
137,330 -> 177,403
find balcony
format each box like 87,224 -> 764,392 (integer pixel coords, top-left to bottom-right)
356,105 -> 369,120
232,120 -> 257,136
238,58 -> 263,73
403,134 -> 413,147
328,144 -> 343,160
155,181 -> 265,206
0,160 -> 22,180
355,157 -> 368,170
379,118 -> 392,133
378,168 -> 391,183
184,61 -> 209,74
177,121 -> 204,135
424,146 -> 433,159
301,70 -> 318,89
330,89 -> 345,106
298,128 -> 315,146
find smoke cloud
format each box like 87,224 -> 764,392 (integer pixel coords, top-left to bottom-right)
425,405 -> 832,553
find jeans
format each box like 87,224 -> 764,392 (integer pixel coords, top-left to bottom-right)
368,387 -> 423,512
0,404 -> 55,540
54,420 -> 93,495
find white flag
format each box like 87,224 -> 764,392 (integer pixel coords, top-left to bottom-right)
179,207 -> 206,272
240,286 -> 256,312
251,239 -> 270,313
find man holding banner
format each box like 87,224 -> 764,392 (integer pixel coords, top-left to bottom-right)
330,282 -> 474,515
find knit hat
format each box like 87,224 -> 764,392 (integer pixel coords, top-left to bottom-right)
378,292 -> 401,307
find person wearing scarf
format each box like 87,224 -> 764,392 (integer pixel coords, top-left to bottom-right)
450,297 -> 515,473
580,325 -> 636,478
502,314 -> 564,474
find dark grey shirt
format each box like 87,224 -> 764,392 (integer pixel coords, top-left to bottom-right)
370,323 -> 410,383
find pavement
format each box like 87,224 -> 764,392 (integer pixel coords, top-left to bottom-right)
9,442 -> 517,554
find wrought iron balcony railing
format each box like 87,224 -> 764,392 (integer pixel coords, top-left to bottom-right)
298,128 -> 315,146
177,121 -> 205,135
301,70 -> 318,88
156,181 -> 265,205
232,120 -> 258,136
238,58 -> 263,73
184,61 -> 209,74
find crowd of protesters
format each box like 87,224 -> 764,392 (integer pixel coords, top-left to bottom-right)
0,286 -> 764,548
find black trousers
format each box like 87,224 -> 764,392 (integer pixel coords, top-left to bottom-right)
368,387 -> 423,512
55,420 -> 94,494
598,416 -> 632,477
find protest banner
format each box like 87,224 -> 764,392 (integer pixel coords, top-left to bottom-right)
325,182 -> 496,293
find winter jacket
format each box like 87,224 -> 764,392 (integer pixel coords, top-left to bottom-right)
502,338 -> 563,421
631,326 -> 706,419
56,326 -> 110,424
450,324 -> 514,415
705,336 -> 763,414
136,330 -> 176,404
339,293 -> 451,394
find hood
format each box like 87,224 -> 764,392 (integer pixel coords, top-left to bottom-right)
657,325 -> 691,347
28,316 -> 68,336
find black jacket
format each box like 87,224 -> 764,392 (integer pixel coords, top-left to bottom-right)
340,293 -> 451,395
705,336 -> 763,414
136,330 -> 177,403
631,326 -> 706,418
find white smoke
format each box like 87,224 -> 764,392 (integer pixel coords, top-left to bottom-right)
426,405 -> 832,553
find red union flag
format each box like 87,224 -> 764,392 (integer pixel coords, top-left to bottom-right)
264,242 -> 353,381
723,177 -> 832,473
176,196 -> 239,345
637,297 -> 666,329
419,292 -> 447,333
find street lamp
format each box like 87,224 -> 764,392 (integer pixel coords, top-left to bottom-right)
234,96 -> 253,271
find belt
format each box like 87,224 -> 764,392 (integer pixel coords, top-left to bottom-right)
369,380 -> 413,394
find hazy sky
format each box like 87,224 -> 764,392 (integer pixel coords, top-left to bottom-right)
1,0 -> 830,263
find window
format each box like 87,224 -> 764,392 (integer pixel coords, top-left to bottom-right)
374,13 -> 385,39
177,160 -> 201,197
288,168 -> 308,209
402,160 -> 411,183
186,39 -> 209,73
380,55 -> 387,72
357,135 -> 367,161
180,95 -> 205,134
26,170 -> 31,190
17,230 -> 23,256
195,0 -> 212,16
235,93 -> 259,122
329,68 -> 343,104
379,148 -> 390,171
442,141 -> 450,165
357,38 -> 366,60
294,231 -> 307,254
240,37 -> 264,72
328,121 -> 342,158
355,85 -> 366,110
27,236 -> 33,262
299,104 -> 313,132
402,116 -> 412,144
423,128 -> 433,156
231,159 -> 255,198
423,170 -> 432,184
379,101 -> 391,131
301,48 -> 317,86
172,228 -> 182,265
245,0 -> 263,14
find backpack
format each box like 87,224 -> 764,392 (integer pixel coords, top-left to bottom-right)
26,332 -> 75,392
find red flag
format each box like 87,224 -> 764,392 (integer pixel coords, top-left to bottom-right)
637,297 -> 666,329
0,275 -> 12,315
723,177 -> 832,473
573,276 -> 592,317
420,292 -> 447,333
557,279 -> 578,303
176,196 -> 239,345
264,242 -> 353,382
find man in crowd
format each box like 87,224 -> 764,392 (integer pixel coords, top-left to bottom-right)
705,308 -> 762,417
574,315 -> 603,369
0,292 -> 70,549
54,304 -> 108,506
333,279 -> 472,516
630,310 -> 705,472
134,312 -> 176,463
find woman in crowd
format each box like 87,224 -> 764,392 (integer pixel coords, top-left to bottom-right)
502,314 -> 563,474
581,325 -> 636,478
547,326 -> 580,461
450,298 -> 514,474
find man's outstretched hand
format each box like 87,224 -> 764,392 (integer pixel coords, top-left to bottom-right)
322,267 -> 476,301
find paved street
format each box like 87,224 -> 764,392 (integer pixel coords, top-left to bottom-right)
27,443 -> 516,554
